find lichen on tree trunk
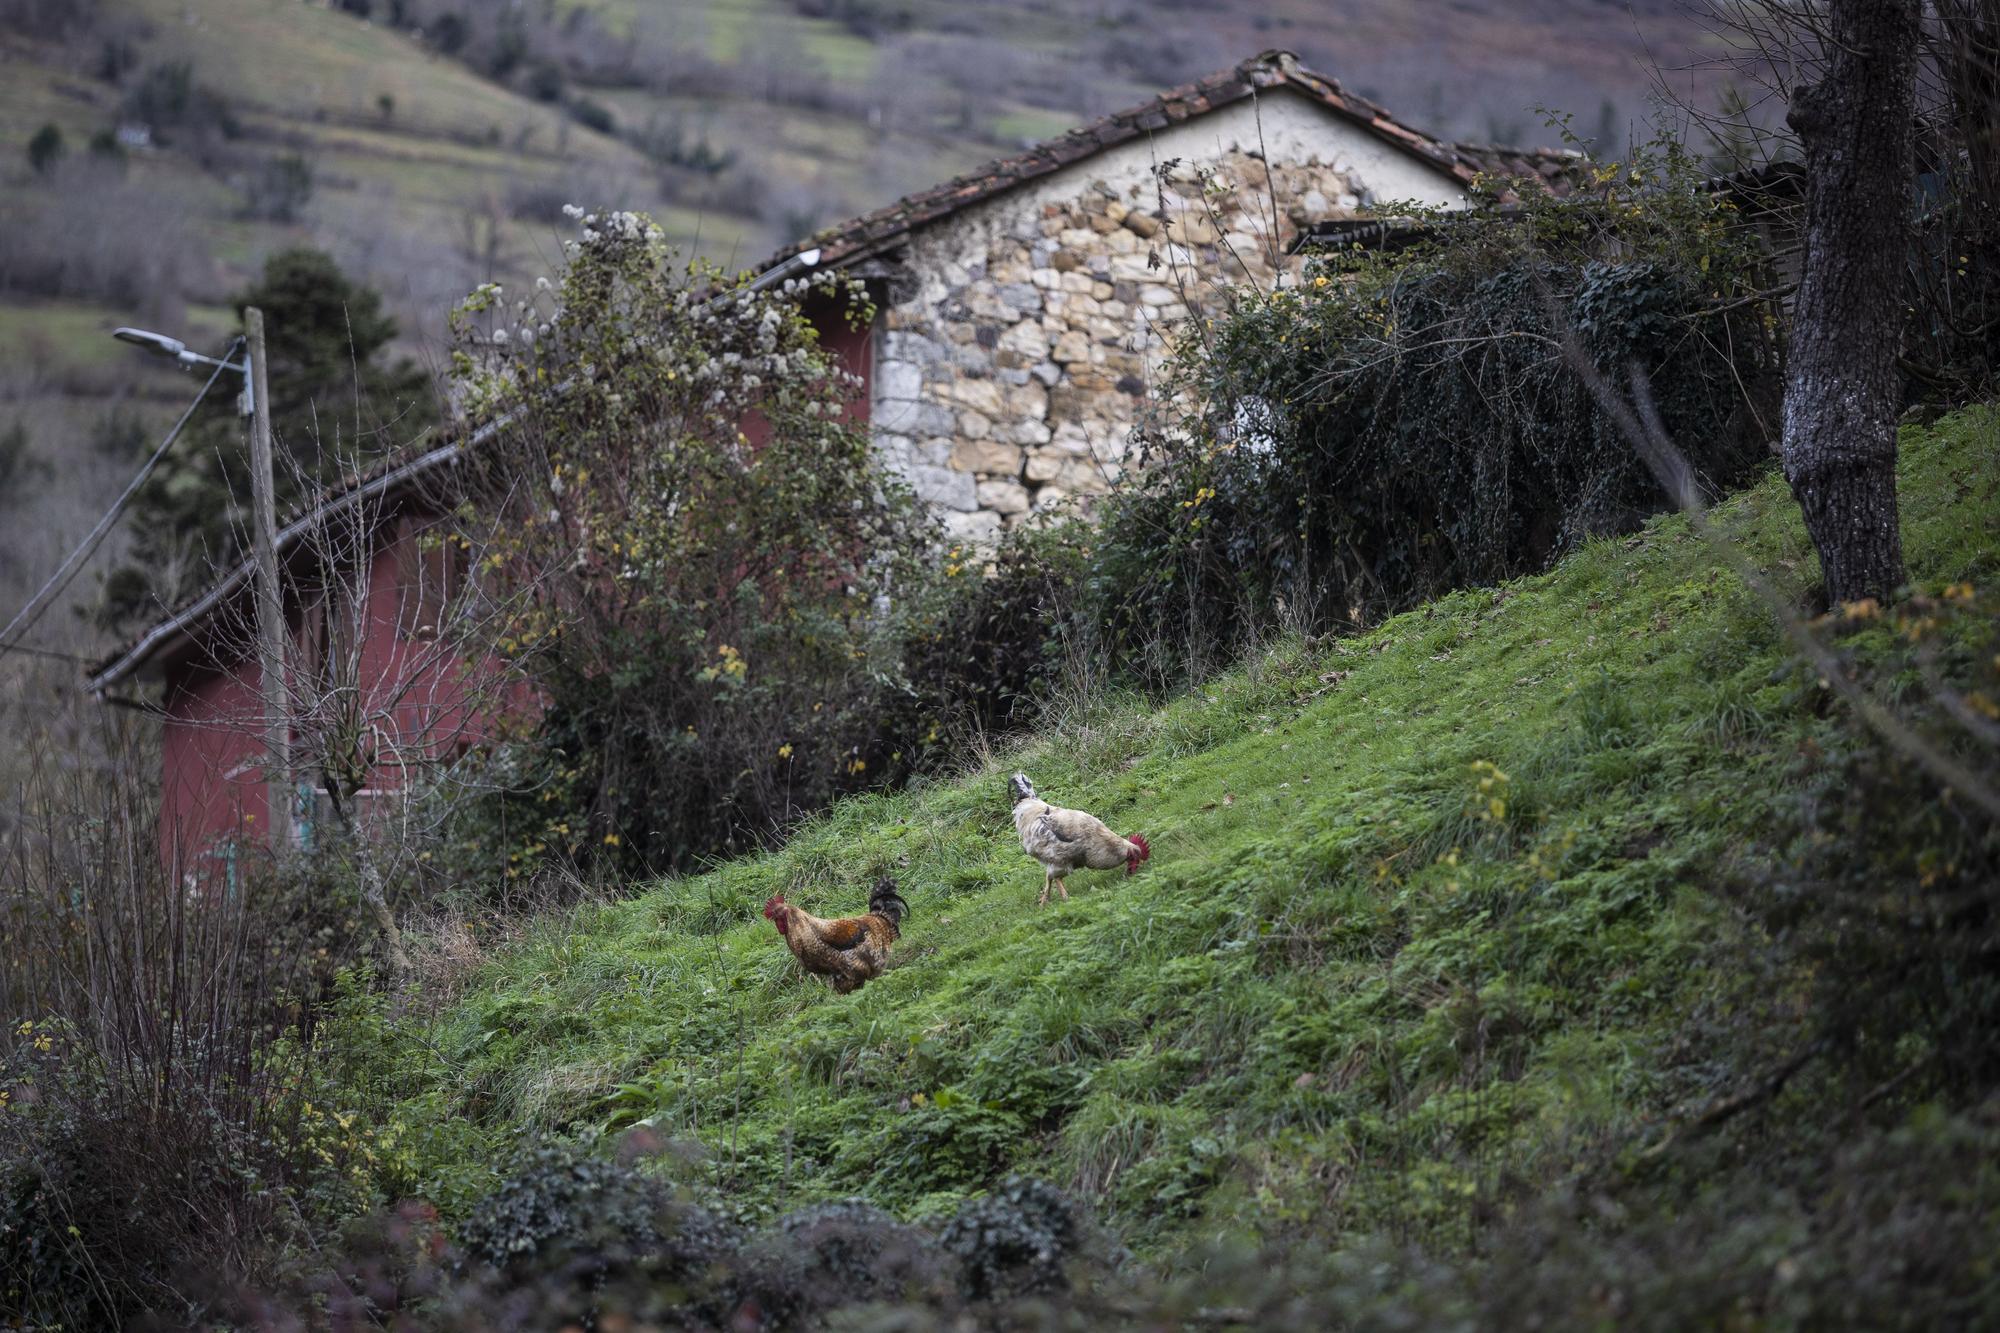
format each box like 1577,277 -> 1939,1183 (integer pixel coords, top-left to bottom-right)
1780,0 -> 1922,607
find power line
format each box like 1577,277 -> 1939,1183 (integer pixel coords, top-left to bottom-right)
0,336 -> 244,667
0,641 -> 94,665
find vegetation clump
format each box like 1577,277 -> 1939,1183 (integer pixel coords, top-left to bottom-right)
1097,141 -> 1782,681
436,211 -> 933,882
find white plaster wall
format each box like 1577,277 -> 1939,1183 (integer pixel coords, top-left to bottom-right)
1003,87 -> 1471,219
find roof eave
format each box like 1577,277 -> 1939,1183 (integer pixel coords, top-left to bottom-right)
85,433 -> 482,695
763,51 -> 1539,282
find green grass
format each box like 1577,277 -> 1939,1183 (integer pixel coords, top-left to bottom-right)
0,301 -> 132,370
119,0 -> 576,142
576,0 -> 880,79
342,411 -> 2000,1254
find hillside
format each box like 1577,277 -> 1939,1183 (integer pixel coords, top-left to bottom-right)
340,410 -> 1998,1274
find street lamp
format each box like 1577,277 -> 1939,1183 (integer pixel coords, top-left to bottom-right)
112,313 -> 290,850
113,326 -> 255,416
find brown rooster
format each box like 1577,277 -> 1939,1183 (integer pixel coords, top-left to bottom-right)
1010,772 -> 1150,907
762,877 -> 908,994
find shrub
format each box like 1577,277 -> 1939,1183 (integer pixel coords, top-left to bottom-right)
0,723 -> 360,1327
1746,586 -> 2000,1101
567,94 -> 615,135
442,210 -> 932,881
633,112 -> 737,175
1098,137 -> 1781,683
524,59 -> 564,103
888,520 -> 1088,761
85,126 -> 126,164
0,158 -> 205,315
0,421 -> 41,495
234,1167 -> 1100,1327
938,1175 -> 1084,1301
120,61 -> 240,145
427,11 -> 468,54
24,123 -> 62,175
0,0 -> 100,39
93,34 -> 137,82
241,152 -> 315,222
456,1141 -> 733,1282
731,1198 -> 943,1324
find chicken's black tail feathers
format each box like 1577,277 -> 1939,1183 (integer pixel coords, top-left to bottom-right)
869,876 -> 909,928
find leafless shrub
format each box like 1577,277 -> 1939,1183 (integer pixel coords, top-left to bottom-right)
505,162 -> 641,226
877,32 -> 1089,133
0,716 -> 330,1326
0,158 -> 212,319
790,0 -> 915,42
733,26 -> 858,116
0,0 -> 100,40
1679,2 -> 1999,392
397,901 -> 489,1008
238,153 -> 315,223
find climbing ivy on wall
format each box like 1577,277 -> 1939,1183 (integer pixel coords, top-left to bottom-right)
1092,137 -> 1785,684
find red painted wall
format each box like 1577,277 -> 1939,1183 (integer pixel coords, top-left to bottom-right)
154,300 -> 875,871
156,509 -> 519,874
814,292 -> 875,423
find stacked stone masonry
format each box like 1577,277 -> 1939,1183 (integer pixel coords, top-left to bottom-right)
871,149 -> 1376,545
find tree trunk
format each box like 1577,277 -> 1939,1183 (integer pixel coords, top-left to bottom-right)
1781,0 -> 1922,607
329,792 -> 412,982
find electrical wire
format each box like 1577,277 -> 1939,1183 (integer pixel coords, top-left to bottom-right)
0,641 -> 95,665
0,336 -> 244,667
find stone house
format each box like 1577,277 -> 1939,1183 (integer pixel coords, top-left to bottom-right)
776,49 -> 1578,543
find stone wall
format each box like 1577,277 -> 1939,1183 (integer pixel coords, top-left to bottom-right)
868,111 -> 1457,544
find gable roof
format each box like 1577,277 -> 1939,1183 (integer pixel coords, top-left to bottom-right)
83,427 -> 480,693
764,49 -> 1582,274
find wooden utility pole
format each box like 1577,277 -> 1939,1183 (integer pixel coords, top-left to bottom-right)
244,306 -> 291,850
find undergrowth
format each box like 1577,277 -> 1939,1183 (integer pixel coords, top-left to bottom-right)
324,408 -> 1999,1266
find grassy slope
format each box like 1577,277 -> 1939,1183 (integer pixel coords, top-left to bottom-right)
366,411 -> 2000,1254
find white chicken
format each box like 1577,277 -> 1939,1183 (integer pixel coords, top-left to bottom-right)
1009,772 -> 1151,907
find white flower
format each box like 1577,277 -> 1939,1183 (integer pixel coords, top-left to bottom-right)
562,204 -> 585,220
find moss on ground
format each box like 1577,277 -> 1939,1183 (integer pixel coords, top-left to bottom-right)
349,408 -> 2000,1256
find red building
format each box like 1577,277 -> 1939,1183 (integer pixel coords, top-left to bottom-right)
87,302 -> 874,875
